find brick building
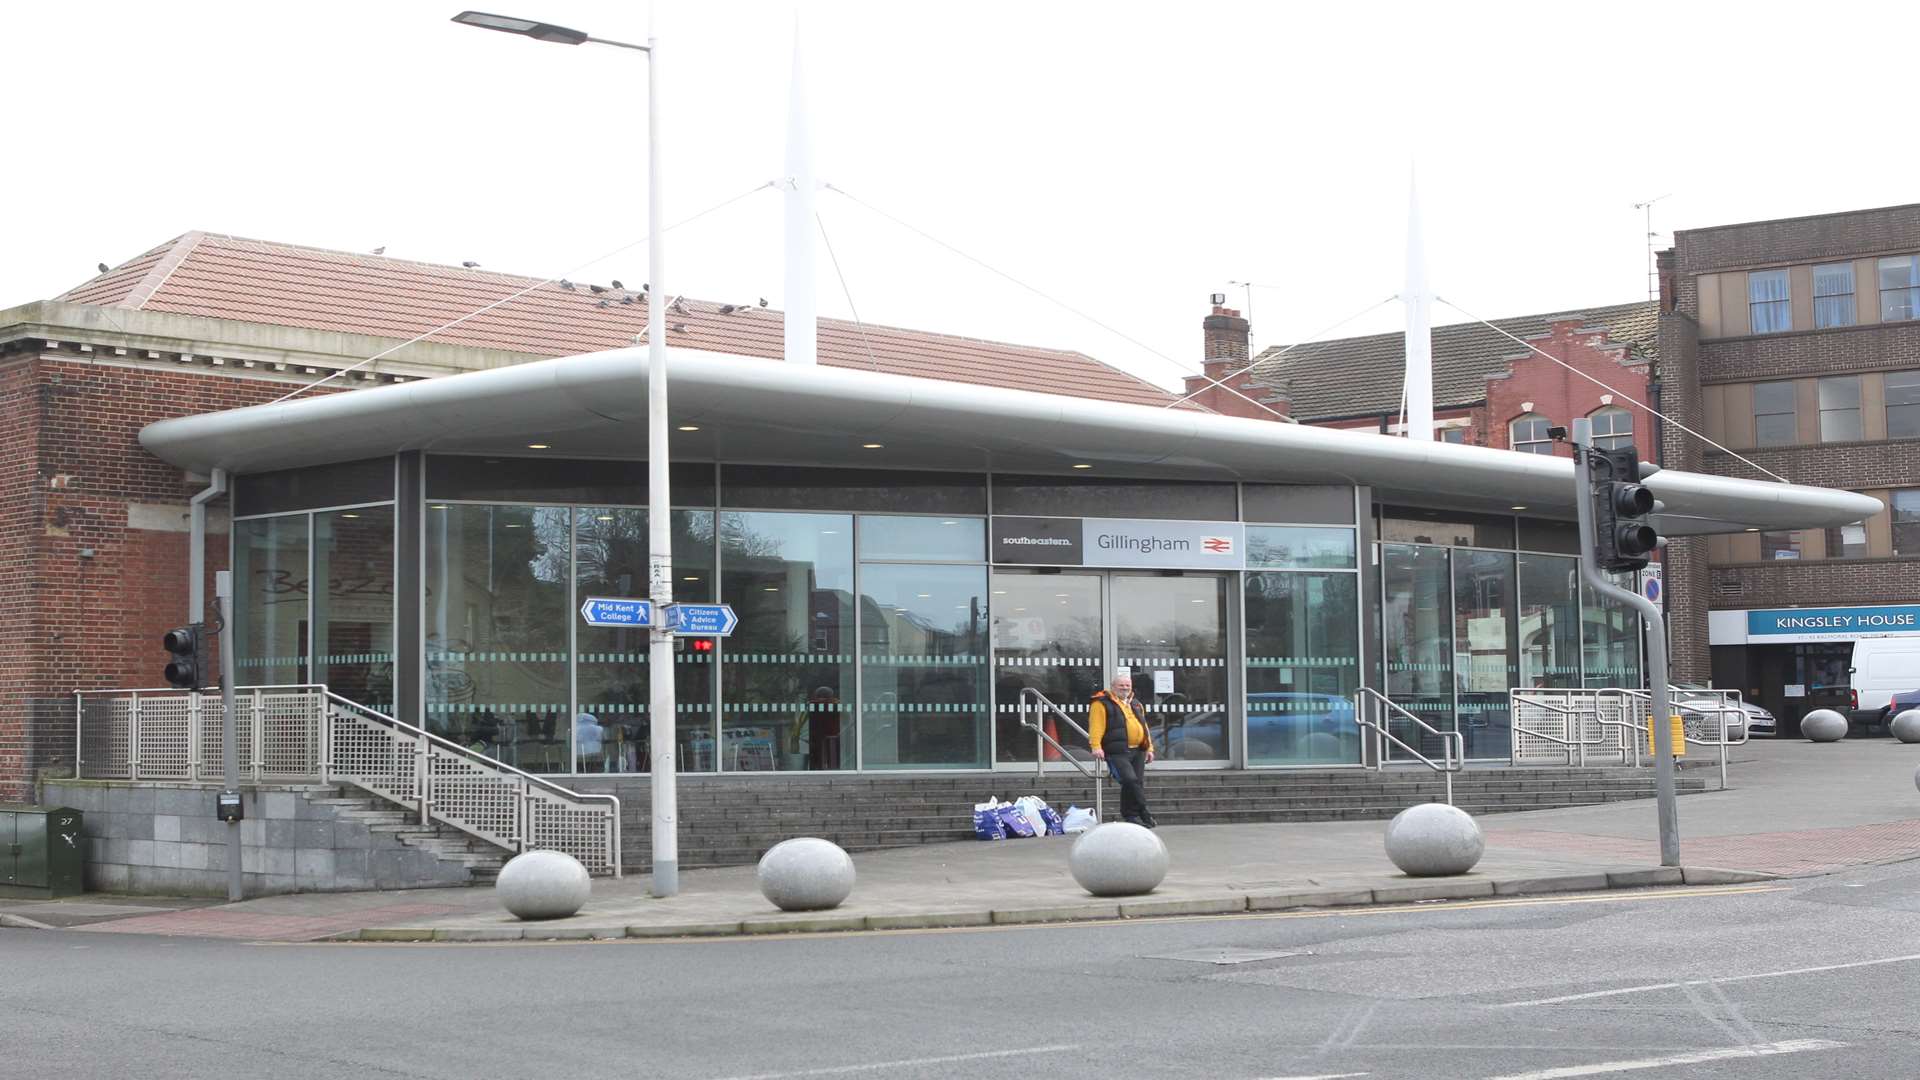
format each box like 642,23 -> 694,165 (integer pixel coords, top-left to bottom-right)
1660,203 -> 1920,729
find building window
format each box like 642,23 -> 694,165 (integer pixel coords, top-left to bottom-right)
1880,256 -> 1920,322
1813,263 -> 1857,328
1510,414 -> 1554,454
1818,376 -> 1862,442
1753,380 -> 1797,446
1895,491 -> 1920,556
1440,427 -> 1466,444
1748,270 -> 1791,334
1760,530 -> 1801,560
1589,406 -> 1633,450
1824,519 -> 1869,559
1888,371 -> 1920,439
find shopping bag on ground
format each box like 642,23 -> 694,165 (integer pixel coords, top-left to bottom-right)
997,803 -> 1038,838
1015,794 -> 1062,837
973,797 -> 1006,840
1061,806 -> 1097,834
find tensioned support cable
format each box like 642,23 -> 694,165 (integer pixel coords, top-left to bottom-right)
815,209 -> 882,372
272,181 -> 778,404
1433,296 -> 1791,484
1159,296 -> 1398,411
825,184 -> 1290,422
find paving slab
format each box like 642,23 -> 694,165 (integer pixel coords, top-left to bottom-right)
12,740 -> 1918,943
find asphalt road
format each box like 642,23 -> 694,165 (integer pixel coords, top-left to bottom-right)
5,860 -> 1920,1080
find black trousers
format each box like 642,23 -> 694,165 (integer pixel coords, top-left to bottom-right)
1105,747 -> 1153,825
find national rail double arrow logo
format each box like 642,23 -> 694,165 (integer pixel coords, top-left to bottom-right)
1201,536 -> 1233,554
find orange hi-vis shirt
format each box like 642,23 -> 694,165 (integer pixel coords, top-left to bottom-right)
1088,692 -> 1152,752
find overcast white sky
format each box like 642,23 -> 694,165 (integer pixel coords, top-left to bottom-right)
8,1 -> 1918,390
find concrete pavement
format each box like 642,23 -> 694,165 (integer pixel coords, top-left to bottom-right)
6,737 -> 1917,943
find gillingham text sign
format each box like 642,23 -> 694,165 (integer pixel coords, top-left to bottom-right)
1747,604 -> 1920,641
992,516 -> 1246,570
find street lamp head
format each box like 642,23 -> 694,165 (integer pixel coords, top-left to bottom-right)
451,10 -> 589,45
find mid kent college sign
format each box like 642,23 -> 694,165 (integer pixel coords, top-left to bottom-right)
992,516 -> 1246,571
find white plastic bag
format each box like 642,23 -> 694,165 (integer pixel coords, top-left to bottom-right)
1061,805 -> 1097,834
1013,795 -> 1050,837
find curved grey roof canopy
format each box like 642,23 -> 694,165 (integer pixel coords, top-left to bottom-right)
141,346 -> 1879,536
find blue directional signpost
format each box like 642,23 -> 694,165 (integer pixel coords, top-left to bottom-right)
579,597 -> 654,628
666,603 -> 738,637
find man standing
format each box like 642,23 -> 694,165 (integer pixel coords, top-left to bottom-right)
1089,670 -> 1157,827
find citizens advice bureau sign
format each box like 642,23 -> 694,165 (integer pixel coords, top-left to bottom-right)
992,516 -> 1246,570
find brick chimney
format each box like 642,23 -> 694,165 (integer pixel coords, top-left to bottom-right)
1183,303 -> 1290,421
1656,247 -> 1678,312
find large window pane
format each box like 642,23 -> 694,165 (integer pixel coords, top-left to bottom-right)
1813,262 -> 1856,328
1582,574 -> 1641,689
1114,575 -> 1230,761
1880,256 -> 1920,322
1824,520 -> 1868,559
1245,572 -> 1359,765
1819,376 -> 1862,442
574,508 -> 716,773
313,507 -> 394,711
1753,381 -> 1797,447
720,512 -> 854,770
234,516 -> 310,686
991,572 -> 1103,765
1748,269 -> 1791,333
1247,526 -> 1357,569
1382,544 -> 1454,753
1894,491 -> 1920,556
860,564 -> 988,769
858,515 -> 984,562
1590,406 -> 1633,451
425,505 -> 571,771
1517,554 -> 1581,688
1887,372 -> 1920,439
1454,550 -> 1516,760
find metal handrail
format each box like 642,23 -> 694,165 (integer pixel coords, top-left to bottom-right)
1353,688 -> 1462,805
1016,687 -> 1105,824
1604,686 -> 1746,792
1508,691 -> 1618,767
321,691 -> 622,877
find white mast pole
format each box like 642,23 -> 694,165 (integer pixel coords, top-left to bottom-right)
1404,168 -> 1434,441
783,16 -> 818,366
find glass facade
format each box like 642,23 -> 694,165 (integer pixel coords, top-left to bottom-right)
232,457 -> 1656,774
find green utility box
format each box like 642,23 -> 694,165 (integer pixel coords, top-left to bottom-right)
0,805 -> 85,898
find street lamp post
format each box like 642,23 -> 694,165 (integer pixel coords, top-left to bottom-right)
452,10 -> 679,896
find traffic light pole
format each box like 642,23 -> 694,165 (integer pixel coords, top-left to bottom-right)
1571,418 -> 1680,866
215,571 -> 243,902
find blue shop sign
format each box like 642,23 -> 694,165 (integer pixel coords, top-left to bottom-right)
1748,605 -> 1920,638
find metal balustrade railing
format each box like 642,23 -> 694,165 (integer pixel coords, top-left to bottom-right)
1353,688 -> 1463,805
74,684 -> 621,876
1509,686 -> 1749,791
1016,687 -> 1106,823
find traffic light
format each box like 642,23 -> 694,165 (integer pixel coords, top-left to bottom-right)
162,624 -> 206,689
1589,445 -> 1658,572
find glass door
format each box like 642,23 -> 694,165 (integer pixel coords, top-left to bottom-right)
1113,573 -> 1231,763
991,571 -> 1103,766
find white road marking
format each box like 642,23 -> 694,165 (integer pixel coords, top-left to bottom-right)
705,1044 -> 1081,1080
1494,952 -> 1920,1007
1256,1073 -> 1370,1079
1479,1039 -> 1845,1078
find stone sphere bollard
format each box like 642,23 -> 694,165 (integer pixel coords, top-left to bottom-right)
1801,708 -> 1848,743
1891,710 -> 1920,744
495,849 -> 592,920
1914,763 -> 1920,794
757,837 -> 856,911
1384,803 -> 1485,877
1068,822 -> 1168,897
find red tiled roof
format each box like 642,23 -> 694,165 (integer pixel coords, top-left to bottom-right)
62,232 -> 1196,409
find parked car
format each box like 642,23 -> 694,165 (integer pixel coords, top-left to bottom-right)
1879,688 -> 1920,728
1671,682 -> 1773,739
1151,691 -> 1357,761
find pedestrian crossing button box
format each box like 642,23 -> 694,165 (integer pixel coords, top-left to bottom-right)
216,790 -> 244,823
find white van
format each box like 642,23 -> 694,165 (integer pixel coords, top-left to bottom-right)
1850,638 -> 1920,726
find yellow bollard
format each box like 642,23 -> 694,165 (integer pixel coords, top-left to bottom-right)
1646,714 -> 1687,758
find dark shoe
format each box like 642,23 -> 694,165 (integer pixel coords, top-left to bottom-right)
1141,814 -> 1159,829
